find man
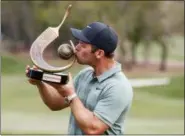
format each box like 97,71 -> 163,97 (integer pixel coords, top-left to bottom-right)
25,22 -> 133,135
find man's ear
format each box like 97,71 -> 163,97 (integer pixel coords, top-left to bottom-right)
95,49 -> 105,59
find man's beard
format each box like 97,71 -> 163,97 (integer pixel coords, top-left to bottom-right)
76,57 -> 84,64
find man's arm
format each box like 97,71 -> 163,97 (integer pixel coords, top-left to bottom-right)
69,84 -> 132,135
36,82 -> 69,111
70,97 -> 109,135
26,65 -> 69,111
48,73 -> 109,134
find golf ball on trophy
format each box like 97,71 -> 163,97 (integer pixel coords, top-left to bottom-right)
57,43 -> 74,60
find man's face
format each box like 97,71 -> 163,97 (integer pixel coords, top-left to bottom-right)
74,41 -> 96,65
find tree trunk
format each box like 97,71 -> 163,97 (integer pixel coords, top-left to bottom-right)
131,43 -> 137,65
143,42 -> 150,67
159,40 -> 168,71
21,1 -> 35,46
119,40 -> 133,70
8,3 -> 20,52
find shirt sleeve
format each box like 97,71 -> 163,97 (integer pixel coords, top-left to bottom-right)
93,84 -> 133,127
73,75 -> 79,90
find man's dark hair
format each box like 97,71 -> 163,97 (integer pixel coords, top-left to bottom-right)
91,45 -> 114,58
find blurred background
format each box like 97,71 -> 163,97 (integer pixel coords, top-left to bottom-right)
1,1 -> 184,135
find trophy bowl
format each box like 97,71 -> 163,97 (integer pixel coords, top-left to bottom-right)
28,40 -> 76,84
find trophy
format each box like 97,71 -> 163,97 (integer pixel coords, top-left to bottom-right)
28,4 -> 76,84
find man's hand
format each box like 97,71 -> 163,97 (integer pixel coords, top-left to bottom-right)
25,65 -> 42,86
47,72 -> 75,97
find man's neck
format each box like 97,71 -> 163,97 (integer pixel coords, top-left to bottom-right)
93,58 -> 115,76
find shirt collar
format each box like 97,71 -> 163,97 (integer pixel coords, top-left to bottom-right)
94,62 -> 122,82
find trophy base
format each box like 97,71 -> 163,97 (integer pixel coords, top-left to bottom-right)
28,69 -> 69,84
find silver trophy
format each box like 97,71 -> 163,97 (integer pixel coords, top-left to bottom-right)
28,5 -> 76,84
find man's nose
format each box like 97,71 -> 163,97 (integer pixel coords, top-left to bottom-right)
75,43 -> 81,51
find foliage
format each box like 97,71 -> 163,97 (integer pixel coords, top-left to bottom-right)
1,1 -> 184,71
2,1 -> 184,45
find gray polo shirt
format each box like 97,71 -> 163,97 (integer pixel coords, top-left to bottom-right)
68,62 -> 133,135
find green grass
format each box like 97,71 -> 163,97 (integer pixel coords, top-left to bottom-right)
1,53 -> 184,115
1,75 -> 69,113
137,75 -> 184,99
1,55 -> 29,74
1,45 -> 184,134
129,75 -> 184,119
2,75 -> 184,117
1,54 -> 85,76
2,74 -> 184,134
129,91 -> 184,119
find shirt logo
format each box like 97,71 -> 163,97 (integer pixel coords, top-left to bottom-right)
87,26 -> 92,29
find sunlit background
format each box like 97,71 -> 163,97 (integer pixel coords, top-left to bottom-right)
1,1 -> 184,135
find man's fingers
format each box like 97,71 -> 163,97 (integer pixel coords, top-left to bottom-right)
25,65 -> 30,77
26,65 -> 29,71
26,65 -> 30,69
47,82 -> 59,89
68,72 -> 73,82
25,69 -> 29,74
33,65 -> 38,70
33,65 -> 37,68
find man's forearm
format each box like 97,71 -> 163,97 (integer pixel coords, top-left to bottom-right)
70,97 -> 98,134
36,82 -> 68,110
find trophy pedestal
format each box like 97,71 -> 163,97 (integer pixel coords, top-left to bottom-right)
28,69 -> 69,84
